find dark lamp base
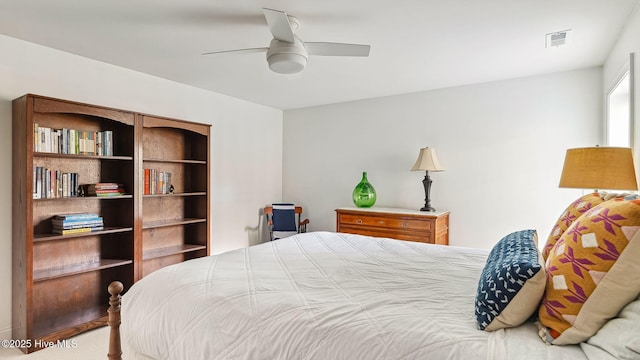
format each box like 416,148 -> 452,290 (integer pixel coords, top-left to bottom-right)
419,171 -> 436,212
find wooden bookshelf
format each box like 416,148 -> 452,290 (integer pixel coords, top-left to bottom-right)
12,94 -> 210,353
139,114 -> 210,280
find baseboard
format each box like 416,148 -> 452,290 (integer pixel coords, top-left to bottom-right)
0,325 -> 11,341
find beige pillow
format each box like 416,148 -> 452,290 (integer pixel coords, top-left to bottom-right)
584,296 -> 640,358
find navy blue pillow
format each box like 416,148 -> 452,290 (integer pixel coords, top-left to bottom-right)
475,229 -> 546,331
272,203 -> 297,231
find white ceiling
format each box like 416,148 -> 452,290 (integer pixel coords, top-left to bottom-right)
0,0 -> 638,110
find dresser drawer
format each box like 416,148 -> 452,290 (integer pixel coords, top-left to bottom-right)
339,226 -> 432,243
336,208 -> 450,246
338,213 -> 430,231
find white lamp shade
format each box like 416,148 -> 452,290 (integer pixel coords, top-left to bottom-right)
411,147 -> 445,172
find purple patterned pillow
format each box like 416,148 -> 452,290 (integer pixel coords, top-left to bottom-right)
538,198 -> 640,345
542,193 -> 603,260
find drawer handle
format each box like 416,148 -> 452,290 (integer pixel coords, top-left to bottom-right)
356,219 -> 363,224
378,220 -> 385,225
402,221 -> 409,228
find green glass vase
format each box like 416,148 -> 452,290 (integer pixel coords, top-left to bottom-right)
352,171 -> 376,207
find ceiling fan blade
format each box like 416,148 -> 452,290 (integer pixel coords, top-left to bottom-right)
202,47 -> 268,56
304,42 -> 371,57
262,8 -> 295,43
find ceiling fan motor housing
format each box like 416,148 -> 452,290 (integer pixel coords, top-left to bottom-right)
266,38 -> 308,74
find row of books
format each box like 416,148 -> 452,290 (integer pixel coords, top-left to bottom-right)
34,123 -> 114,156
52,213 -> 104,235
144,169 -> 173,195
82,183 -> 126,197
33,167 -> 128,199
33,167 -> 80,199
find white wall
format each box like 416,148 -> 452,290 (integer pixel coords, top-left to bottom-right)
283,68 -> 602,250
0,35 -> 283,340
603,5 -> 640,174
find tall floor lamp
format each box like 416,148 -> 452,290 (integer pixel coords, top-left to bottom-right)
411,147 -> 446,211
559,147 -> 638,191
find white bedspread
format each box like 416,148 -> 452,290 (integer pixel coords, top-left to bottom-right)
121,231 -> 587,360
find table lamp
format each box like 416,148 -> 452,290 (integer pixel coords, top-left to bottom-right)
411,147 -> 445,211
559,147 -> 638,191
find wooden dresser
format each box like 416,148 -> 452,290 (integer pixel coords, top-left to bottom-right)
335,207 -> 449,245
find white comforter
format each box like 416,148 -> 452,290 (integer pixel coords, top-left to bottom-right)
121,231 -> 588,360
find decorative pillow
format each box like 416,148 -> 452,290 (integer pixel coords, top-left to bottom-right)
543,193 -> 604,260
475,229 -> 546,331
538,199 -> 640,345
581,295 -> 640,359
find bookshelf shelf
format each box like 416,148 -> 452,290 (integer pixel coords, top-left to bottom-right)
34,195 -> 133,202
34,152 -> 134,161
143,218 -> 206,229
143,192 -> 206,198
143,244 -> 207,261
34,259 -> 133,282
33,227 -> 134,242
13,94 -> 210,353
143,158 -> 207,165
33,306 -> 108,342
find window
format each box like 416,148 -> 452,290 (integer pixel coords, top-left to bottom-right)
606,53 -> 634,148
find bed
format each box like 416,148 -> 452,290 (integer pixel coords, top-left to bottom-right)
105,230 -> 627,360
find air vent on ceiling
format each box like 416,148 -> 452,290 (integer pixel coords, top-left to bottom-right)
546,29 -> 572,48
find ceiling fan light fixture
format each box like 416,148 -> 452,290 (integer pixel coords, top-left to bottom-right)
202,8 -> 370,74
267,52 -> 307,74
266,38 -> 308,74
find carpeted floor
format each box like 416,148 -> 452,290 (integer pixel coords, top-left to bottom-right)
0,327 -> 128,359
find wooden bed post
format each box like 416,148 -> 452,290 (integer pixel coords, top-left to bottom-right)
108,281 -> 124,360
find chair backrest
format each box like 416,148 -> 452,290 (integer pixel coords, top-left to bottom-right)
264,204 -> 304,240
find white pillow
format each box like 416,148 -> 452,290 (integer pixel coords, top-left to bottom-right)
627,339 -> 640,354
582,296 -> 640,359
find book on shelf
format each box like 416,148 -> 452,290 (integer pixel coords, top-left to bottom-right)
88,183 -> 121,190
53,224 -> 104,232
52,218 -> 104,229
53,213 -> 101,221
94,191 -> 126,197
52,226 -> 104,235
144,169 -> 150,195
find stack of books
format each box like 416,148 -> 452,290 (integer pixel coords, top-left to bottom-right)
84,183 -> 125,197
52,213 -> 104,235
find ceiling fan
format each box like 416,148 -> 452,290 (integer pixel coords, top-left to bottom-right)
202,8 -> 371,74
